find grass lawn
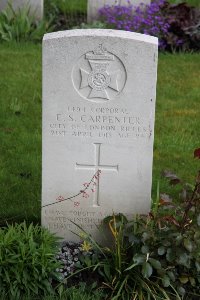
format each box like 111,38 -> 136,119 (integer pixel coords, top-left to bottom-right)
169,0 -> 200,5
52,0 -> 87,13
0,43 -> 42,224
0,42 -> 199,224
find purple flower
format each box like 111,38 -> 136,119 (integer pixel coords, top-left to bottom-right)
98,0 -> 170,50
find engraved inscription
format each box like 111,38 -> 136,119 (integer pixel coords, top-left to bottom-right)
76,143 -> 118,207
48,105 -> 152,141
43,209 -> 107,232
43,208 -> 135,233
72,44 -> 126,102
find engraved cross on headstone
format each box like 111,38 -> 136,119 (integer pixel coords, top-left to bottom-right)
76,143 -> 118,207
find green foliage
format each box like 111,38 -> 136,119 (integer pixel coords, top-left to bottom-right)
75,215 -> 178,300
162,2 -> 200,52
55,282 -> 105,300
0,222 -> 62,299
51,0 -> 87,15
0,3 -> 52,42
73,21 -> 106,29
168,0 -> 200,6
73,166 -> 200,299
45,0 -> 87,30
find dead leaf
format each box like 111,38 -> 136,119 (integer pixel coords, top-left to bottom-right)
194,148 -> 200,159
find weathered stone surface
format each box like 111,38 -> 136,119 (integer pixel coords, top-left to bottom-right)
0,0 -> 43,20
87,0 -> 151,23
42,29 -> 158,243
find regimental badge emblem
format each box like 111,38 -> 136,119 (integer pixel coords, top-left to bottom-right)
72,44 -> 127,102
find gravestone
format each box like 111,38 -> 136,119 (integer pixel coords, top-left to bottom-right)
42,29 -> 158,243
0,0 -> 43,20
87,0 -> 151,23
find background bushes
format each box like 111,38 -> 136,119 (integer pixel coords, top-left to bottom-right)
98,0 -> 200,51
0,0 -> 200,51
0,3 -> 52,42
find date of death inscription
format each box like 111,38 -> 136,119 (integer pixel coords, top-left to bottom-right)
48,106 -> 153,140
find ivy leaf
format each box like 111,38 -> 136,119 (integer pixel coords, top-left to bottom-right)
133,254 -> 145,265
125,254 -> 145,271
142,232 -> 150,242
189,277 -> 196,287
128,234 -> 140,245
167,271 -> 176,282
195,261 -> 200,272
178,286 -> 186,296
141,245 -> 149,254
162,275 -> 170,287
197,215 -> 200,227
149,258 -> 161,270
142,262 -> 153,278
163,240 -> 171,247
194,148 -> 200,159
177,253 -> 190,268
179,276 -> 189,284
157,268 -> 166,276
158,246 -> 166,256
166,248 -> 175,262
183,238 -> 193,252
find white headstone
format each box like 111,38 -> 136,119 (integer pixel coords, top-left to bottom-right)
0,0 -> 43,20
42,29 -> 158,243
87,0 -> 151,23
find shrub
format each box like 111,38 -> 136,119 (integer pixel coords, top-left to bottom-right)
52,0 -> 87,15
0,3 -> 52,42
73,21 -> 106,30
45,0 -> 87,30
0,222 -> 61,299
70,149 -> 200,299
162,2 -> 200,51
98,0 -> 170,50
98,0 -> 200,51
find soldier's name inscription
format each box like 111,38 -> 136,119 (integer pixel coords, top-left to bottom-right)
48,105 -> 152,140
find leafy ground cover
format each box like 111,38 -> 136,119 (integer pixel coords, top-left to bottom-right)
1,172 -> 200,299
0,42 -> 199,224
